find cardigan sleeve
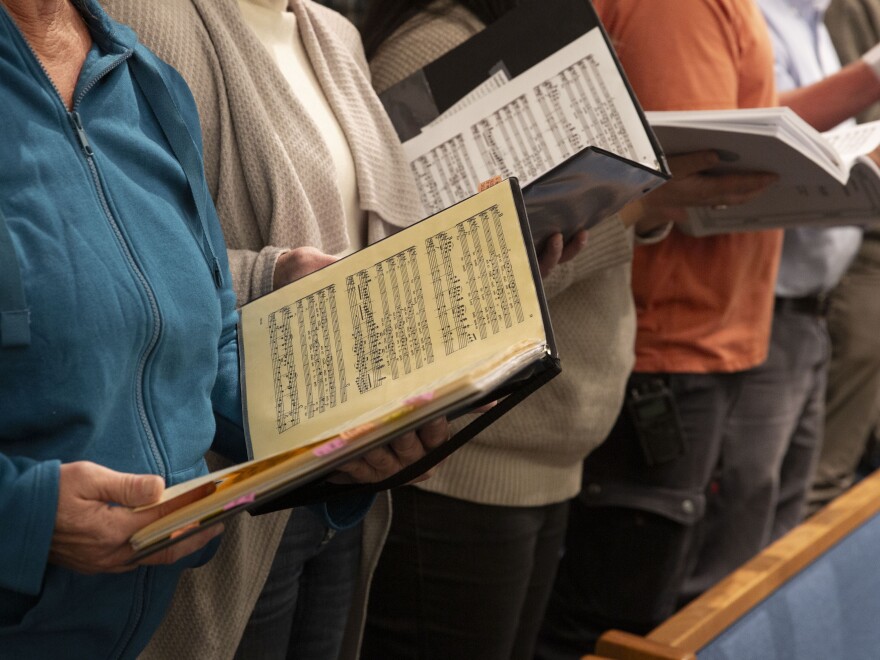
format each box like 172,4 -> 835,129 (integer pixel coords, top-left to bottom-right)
369,5 -> 483,94
539,215 -> 632,301
226,246 -> 288,307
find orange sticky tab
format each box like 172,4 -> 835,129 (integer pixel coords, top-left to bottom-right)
169,521 -> 201,540
478,176 -> 503,193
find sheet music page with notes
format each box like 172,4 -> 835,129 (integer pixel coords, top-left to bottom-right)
127,182 -> 557,557
238,181 -> 547,460
402,28 -> 661,216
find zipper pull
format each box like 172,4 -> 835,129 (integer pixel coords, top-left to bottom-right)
69,111 -> 94,157
211,257 -> 224,288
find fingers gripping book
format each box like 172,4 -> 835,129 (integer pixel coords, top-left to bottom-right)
129,179 -> 559,558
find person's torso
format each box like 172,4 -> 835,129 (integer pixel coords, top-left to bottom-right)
0,30 -> 222,481
759,0 -> 862,296
596,0 -> 783,373
238,0 -> 365,252
0,9 -> 221,655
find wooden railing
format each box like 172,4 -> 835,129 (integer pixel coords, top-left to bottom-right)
585,466 -> 880,660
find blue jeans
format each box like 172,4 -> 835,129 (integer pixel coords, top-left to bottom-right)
234,509 -> 363,660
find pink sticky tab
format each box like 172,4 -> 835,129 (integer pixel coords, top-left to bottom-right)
405,392 -> 435,406
223,493 -> 256,511
313,438 -> 346,457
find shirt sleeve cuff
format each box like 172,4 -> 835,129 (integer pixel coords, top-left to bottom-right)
862,43 -> 880,82
634,222 -> 673,245
308,492 -> 376,531
0,457 -> 60,595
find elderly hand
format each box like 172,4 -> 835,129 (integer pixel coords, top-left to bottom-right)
330,416 -> 450,485
537,230 -> 589,278
49,461 -> 222,574
626,150 -> 778,233
272,246 -> 338,290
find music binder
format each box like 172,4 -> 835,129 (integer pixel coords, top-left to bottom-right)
377,0 -> 671,249
128,178 -> 560,559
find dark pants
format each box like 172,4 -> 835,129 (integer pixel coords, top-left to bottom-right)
233,509 -> 363,660
362,486 -> 568,660
536,372 -> 742,659
810,233 -> 880,512
685,305 -> 828,599
536,308 -> 828,659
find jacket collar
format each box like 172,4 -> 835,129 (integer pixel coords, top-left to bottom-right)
74,0 -> 138,55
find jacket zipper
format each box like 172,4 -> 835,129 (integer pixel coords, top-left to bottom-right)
70,58 -> 162,660
11,17 -> 161,656
10,22 -> 167,478
70,109 -> 168,481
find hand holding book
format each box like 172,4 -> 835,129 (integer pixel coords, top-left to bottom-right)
647,108 -> 880,235
620,150 -> 778,232
269,243 -> 452,488
376,0 -> 670,250
329,416 -> 449,485
50,461 -> 222,574
272,246 -> 338,292
128,179 -> 559,559
535,230 -> 589,278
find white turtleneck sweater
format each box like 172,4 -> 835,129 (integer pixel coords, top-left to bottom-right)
238,0 -> 365,253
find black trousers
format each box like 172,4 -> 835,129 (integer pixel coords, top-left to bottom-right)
362,486 -> 568,660
536,325 -> 828,660
536,372 -> 744,659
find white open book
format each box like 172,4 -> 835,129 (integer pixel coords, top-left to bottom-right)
647,107 -> 880,235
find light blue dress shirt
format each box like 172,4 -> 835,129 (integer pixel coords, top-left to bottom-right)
758,0 -> 863,297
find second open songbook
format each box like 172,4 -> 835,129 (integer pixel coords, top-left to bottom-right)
129,178 -> 559,558
378,0 -> 670,249
648,108 -> 880,235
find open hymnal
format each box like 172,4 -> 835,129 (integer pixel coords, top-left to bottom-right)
647,107 -> 880,236
378,0 -> 669,249
129,179 -> 559,558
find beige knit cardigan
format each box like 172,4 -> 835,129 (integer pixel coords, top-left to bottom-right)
101,1 -> 421,658
371,2 -> 637,507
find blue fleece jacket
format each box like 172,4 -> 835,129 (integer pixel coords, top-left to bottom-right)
0,2 -> 244,656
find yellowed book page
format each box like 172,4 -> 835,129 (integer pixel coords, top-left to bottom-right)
239,180 -> 546,460
130,339 -> 547,551
136,337 -> 543,511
